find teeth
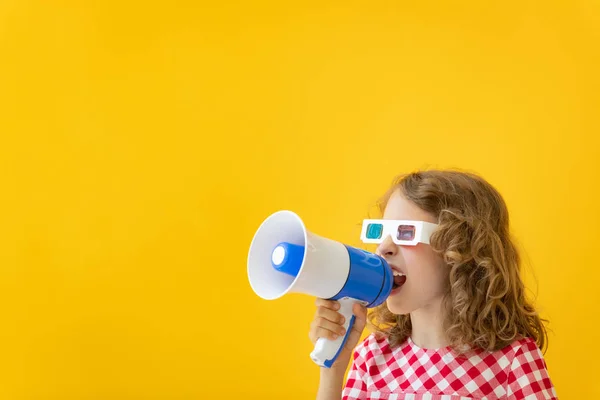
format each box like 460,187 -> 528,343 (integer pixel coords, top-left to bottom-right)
392,271 -> 405,277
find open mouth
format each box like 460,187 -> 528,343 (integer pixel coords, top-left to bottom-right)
392,270 -> 406,290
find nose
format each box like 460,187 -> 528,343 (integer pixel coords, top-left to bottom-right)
376,235 -> 398,257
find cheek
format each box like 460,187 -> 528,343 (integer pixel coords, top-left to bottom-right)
402,247 -> 448,285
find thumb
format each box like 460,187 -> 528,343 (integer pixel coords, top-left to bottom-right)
352,303 -> 368,333
345,303 -> 367,349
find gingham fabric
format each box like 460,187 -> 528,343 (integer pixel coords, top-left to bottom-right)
342,334 -> 557,400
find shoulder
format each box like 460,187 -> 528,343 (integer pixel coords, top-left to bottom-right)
503,337 -> 550,374
351,333 -> 408,370
493,338 -> 556,395
352,333 -> 382,363
351,334 -> 386,367
476,337 -> 546,373
501,338 -> 557,398
500,337 -> 546,364
353,332 -> 394,357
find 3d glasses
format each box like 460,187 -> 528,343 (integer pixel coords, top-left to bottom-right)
360,219 -> 438,246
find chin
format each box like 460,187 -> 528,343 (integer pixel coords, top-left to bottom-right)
385,298 -> 414,315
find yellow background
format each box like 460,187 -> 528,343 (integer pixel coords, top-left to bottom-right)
1,1 -> 598,399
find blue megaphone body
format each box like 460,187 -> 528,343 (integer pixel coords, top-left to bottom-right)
247,210 -> 392,368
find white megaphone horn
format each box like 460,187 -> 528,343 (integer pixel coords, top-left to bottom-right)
247,210 -> 393,368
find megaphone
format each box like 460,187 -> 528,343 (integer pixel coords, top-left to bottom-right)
247,210 -> 392,368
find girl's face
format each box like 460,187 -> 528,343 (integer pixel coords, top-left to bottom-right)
377,189 -> 448,315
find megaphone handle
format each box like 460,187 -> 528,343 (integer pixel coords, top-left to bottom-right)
309,297 -> 366,368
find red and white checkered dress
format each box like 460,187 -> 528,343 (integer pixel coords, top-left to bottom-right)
342,334 -> 557,400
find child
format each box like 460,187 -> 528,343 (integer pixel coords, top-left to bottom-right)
309,170 -> 557,400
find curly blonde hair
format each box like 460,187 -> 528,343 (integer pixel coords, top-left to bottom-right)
367,169 -> 548,353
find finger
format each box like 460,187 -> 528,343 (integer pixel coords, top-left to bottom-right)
340,305 -> 367,350
311,317 -> 347,336
309,325 -> 343,343
315,307 -> 345,324
314,326 -> 344,341
315,298 -> 340,310
351,304 -> 368,333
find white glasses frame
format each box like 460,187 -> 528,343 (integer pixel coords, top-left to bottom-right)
360,219 -> 438,246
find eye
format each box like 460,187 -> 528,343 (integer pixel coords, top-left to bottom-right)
396,225 -> 415,241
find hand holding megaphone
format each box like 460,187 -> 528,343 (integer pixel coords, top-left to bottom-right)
308,298 -> 368,370
247,210 -> 392,368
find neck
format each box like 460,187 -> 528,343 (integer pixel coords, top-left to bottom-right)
409,296 -> 450,350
